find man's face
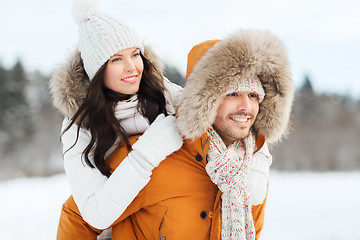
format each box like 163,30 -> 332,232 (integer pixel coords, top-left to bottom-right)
213,91 -> 260,146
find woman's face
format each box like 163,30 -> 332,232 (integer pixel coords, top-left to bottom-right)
104,48 -> 144,95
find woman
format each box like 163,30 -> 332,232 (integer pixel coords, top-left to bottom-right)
49,0 -> 183,230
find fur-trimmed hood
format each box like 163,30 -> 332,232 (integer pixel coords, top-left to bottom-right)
49,46 -> 164,119
177,29 -> 294,144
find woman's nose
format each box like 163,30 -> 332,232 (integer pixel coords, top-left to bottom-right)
124,59 -> 135,72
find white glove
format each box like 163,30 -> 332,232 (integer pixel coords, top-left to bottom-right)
131,114 -> 183,171
247,141 -> 272,205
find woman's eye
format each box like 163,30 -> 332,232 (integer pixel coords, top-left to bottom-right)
111,58 -> 120,62
249,93 -> 258,98
133,52 -> 140,57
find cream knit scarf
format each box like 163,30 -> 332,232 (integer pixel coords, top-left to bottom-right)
206,127 -> 255,240
114,95 -> 150,136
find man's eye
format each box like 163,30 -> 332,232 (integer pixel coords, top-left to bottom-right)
227,92 -> 238,97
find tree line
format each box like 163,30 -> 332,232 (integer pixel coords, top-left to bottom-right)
271,75 -> 360,171
0,60 -> 63,179
0,61 -> 359,179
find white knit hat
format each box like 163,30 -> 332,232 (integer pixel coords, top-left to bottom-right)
226,76 -> 265,103
72,0 -> 144,80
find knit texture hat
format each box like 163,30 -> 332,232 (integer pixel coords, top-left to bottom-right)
226,76 -> 265,103
72,0 -> 144,80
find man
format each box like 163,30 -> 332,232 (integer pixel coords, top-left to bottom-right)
176,31 -> 294,239
57,29 -> 294,240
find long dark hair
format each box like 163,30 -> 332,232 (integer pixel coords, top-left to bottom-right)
63,53 -> 168,177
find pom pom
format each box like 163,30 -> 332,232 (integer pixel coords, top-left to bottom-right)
72,0 -> 100,25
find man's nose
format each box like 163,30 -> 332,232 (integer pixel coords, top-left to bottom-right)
237,95 -> 251,111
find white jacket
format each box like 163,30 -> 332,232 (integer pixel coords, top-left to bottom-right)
60,78 -> 182,229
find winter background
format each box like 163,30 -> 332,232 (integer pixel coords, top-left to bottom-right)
1,0 -> 360,96
1,0 -> 360,239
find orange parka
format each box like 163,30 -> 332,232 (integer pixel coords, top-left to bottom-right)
56,29 -> 294,240
57,134 -> 267,240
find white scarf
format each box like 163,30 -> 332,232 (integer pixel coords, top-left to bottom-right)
206,127 -> 256,240
114,95 -> 150,136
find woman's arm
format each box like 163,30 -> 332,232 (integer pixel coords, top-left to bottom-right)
61,114 -> 182,229
247,141 -> 272,205
61,118 -> 151,229
163,77 -> 183,113
57,135 -> 150,240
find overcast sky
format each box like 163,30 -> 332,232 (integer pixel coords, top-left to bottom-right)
1,0 -> 360,97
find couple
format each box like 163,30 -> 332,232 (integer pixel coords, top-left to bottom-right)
50,1 -> 294,239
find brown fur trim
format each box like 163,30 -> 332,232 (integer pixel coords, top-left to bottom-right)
177,29 -> 294,144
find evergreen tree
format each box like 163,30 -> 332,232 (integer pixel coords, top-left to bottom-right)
164,64 -> 185,87
300,73 -> 314,95
0,64 -> 7,127
5,59 -> 33,139
7,59 -> 28,110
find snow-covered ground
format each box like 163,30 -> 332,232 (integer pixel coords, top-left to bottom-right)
1,171 -> 360,239
261,172 -> 360,240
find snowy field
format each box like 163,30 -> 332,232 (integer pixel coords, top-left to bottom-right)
1,171 -> 360,240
